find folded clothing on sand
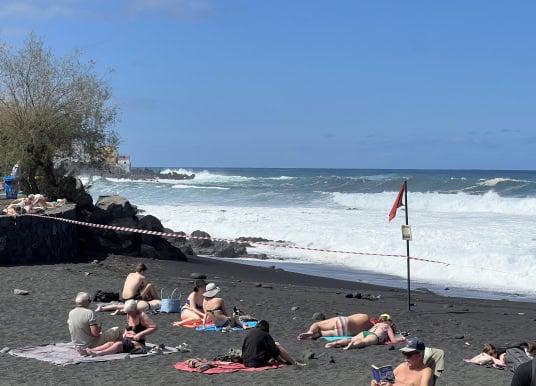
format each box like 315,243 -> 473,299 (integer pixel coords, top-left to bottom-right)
196,321 -> 258,331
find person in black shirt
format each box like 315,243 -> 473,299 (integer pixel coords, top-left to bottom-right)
510,358 -> 535,386
241,320 -> 303,367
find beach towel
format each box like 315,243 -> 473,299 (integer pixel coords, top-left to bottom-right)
8,342 -> 178,366
321,335 -> 406,344
174,360 -> 284,374
195,320 -> 258,331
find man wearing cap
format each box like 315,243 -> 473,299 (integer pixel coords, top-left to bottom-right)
371,337 -> 433,386
67,292 -> 121,352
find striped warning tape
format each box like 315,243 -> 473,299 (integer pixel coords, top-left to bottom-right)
24,213 -> 449,265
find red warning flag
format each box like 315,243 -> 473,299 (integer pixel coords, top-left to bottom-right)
388,183 -> 405,222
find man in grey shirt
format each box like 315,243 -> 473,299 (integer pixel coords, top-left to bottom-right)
68,292 -> 120,350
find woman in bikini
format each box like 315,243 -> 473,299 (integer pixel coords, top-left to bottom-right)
82,300 -> 157,356
325,313 -> 401,349
201,282 -> 246,329
172,279 -> 207,326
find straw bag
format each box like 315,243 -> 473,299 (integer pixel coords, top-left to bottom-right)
160,288 -> 181,313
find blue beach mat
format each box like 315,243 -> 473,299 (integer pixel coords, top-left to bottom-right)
196,321 -> 258,331
321,336 -> 353,342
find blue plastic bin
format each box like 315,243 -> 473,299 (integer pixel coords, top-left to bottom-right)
3,176 -> 17,199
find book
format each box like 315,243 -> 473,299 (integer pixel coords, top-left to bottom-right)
371,364 -> 395,383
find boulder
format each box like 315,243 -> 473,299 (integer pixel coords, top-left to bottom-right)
95,195 -> 136,218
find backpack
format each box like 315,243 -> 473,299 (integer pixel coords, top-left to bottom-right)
93,290 -> 120,303
505,347 -> 531,372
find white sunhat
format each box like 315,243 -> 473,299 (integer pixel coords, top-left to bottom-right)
203,282 -> 220,298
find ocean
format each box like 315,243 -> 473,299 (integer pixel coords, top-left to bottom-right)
85,168 -> 536,302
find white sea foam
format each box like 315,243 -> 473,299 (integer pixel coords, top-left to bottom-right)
140,202 -> 536,297
87,169 -> 536,299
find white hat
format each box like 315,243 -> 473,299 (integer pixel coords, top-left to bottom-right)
203,282 -> 220,298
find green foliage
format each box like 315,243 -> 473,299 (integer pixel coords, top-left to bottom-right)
0,33 -> 119,196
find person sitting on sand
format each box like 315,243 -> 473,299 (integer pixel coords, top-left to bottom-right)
241,319 -> 304,367
121,263 -> 159,302
325,313 -> 402,349
297,313 -> 373,340
371,337 -> 434,386
172,279 -> 207,327
202,282 -> 246,329
81,300 -> 157,356
67,292 -> 121,351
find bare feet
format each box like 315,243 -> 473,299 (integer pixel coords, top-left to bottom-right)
298,330 -> 321,340
172,321 -> 183,327
324,342 -> 342,349
95,305 -> 104,312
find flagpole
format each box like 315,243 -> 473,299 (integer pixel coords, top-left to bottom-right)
404,179 -> 411,311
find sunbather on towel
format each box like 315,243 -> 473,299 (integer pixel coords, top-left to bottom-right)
172,279 -> 207,326
68,292 -> 121,350
325,313 -> 403,349
83,300 -> 157,356
241,320 -> 304,367
95,299 -> 161,315
202,282 -> 247,329
297,313 -> 373,340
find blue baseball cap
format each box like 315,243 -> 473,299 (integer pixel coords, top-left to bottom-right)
400,337 -> 425,353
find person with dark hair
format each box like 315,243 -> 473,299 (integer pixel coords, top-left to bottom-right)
121,263 -> 159,301
172,279 -> 207,326
241,320 -> 303,367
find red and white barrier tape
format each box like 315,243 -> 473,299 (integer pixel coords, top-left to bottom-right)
24,213 -> 449,265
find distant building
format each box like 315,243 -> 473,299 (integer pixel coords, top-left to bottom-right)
117,155 -> 131,173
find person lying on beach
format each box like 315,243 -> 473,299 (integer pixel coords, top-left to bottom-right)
325,313 -> 402,349
172,279 -> 207,327
3,197 -> 32,215
67,292 -> 121,351
202,282 -> 247,329
468,343 -> 507,366
95,299 -> 161,315
241,320 -> 304,367
121,263 -> 160,302
297,313 -> 373,340
371,337 -> 433,386
81,300 -> 157,356
30,194 -> 67,209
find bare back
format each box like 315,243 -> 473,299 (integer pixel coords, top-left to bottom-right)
122,272 -> 145,300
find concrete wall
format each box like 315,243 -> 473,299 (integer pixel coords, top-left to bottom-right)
0,204 -> 77,264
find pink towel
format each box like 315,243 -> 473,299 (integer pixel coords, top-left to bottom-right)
174,360 -> 284,374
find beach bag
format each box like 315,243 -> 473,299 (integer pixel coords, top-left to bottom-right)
505,347 -> 531,372
160,288 -> 181,313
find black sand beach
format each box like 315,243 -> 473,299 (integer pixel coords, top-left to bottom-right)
1,254 -> 534,385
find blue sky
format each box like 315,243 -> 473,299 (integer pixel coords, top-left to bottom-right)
1,0 -> 535,170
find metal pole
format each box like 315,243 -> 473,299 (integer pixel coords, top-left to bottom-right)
404,180 -> 411,311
